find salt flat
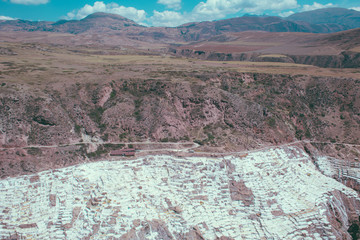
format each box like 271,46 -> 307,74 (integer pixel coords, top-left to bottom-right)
0,146 -> 359,239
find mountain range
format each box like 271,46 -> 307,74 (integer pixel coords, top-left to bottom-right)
1,8 -> 360,69
1,8 -> 360,43
286,7 -> 360,29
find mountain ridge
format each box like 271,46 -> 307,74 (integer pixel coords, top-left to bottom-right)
286,7 -> 360,29
0,8 -> 359,41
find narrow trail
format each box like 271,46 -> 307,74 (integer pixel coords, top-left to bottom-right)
192,140 -> 305,156
0,139 -> 359,155
0,141 -> 199,151
304,140 -> 360,148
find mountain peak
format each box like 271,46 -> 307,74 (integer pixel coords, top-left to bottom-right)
286,7 -> 360,29
79,12 -> 143,28
83,12 -> 129,21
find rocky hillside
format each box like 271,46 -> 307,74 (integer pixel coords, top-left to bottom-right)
0,13 -> 144,34
2,71 -> 360,149
170,28 -> 360,68
0,43 -> 359,178
170,48 -> 360,68
51,12 -> 145,34
287,7 -> 360,30
1,11 -> 360,69
177,15 -> 348,41
0,29 -> 359,240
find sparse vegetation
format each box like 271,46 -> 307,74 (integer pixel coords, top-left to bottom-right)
110,89 -> 117,100
74,124 -> 81,134
26,147 -> 42,156
119,133 -> 127,139
89,107 -> 104,125
0,41 -> 359,180
267,117 -> 276,127
87,146 -> 108,158
134,99 -> 142,121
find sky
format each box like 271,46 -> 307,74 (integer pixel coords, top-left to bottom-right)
0,0 -> 360,27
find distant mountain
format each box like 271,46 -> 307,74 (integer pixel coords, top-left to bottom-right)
0,19 -> 52,32
0,11 -> 359,43
177,15 -> 348,41
51,12 -> 145,34
0,12 -> 145,34
320,27 -> 360,50
287,8 -> 360,30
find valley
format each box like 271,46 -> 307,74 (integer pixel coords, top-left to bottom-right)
0,8 -> 360,239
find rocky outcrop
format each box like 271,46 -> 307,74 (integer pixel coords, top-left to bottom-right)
323,190 -> 360,239
289,54 -> 343,68
1,71 -> 359,178
0,92 -> 78,148
170,48 -> 360,68
0,47 -> 17,56
341,51 -> 360,68
289,51 -> 360,68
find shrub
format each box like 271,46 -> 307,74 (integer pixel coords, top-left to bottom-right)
110,89 -> 116,100
74,124 -> 81,134
295,128 -> 303,140
267,118 -> 276,127
27,147 -> 42,156
89,107 -> 104,125
119,133 -> 127,139
101,133 -> 109,141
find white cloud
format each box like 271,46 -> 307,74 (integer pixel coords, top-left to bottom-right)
148,0 -> 300,27
0,16 -> 16,20
149,10 -> 187,27
65,0 -> 322,27
279,10 -> 294,17
157,0 -> 181,10
10,0 -> 48,5
350,7 -> 360,11
192,0 -> 298,20
151,0 -> 299,25
66,1 -> 147,23
301,2 -> 334,12
137,0 -> 301,27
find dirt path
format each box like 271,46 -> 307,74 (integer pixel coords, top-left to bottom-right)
0,141 -> 200,151
0,139 -> 359,155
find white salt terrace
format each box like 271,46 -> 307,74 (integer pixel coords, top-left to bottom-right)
0,146 -> 359,239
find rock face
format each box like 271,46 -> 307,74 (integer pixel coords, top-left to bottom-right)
0,146 -> 359,239
1,67 -> 360,178
171,47 -> 360,68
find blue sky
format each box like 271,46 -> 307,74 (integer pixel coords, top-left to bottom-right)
1,0 -> 360,26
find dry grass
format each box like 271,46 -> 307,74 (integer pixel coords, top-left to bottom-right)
349,46 -> 360,52
258,54 -> 288,58
223,40 -> 280,46
1,42 -> 359,88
